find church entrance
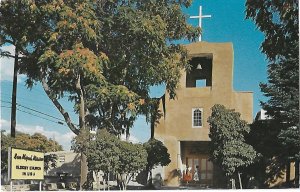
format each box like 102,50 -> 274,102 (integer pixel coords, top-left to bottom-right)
181,141 -> 213,186
185,156 -> 213,184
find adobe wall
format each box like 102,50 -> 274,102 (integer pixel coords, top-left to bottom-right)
154,42 -> 253,186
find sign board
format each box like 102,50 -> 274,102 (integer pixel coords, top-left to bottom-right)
10,148 -> 44,180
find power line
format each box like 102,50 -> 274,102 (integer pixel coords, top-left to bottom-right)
17,108 -> 67,126
17,103 -> 65,122
2,84 -> 77,110
1,105 -> 66,126
1,105 -> 11,108
0,99 -> 79,127
1,81 -> 45,94
0,100 -> 11,104
1,92 -> 56,110
1,98 -> 64,121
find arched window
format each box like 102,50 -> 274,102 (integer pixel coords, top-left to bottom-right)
192,108 -> 203,128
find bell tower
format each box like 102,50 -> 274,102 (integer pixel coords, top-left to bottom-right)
186,55 -> 213,88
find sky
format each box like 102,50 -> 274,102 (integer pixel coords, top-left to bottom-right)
0,1 -> 268,151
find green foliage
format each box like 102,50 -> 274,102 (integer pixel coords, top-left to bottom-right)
245,0 -> 299,159
44,154 -> 58,173
71,128 -> 92,154
0,0 -> 43,52
0,0 -> 200,137
117,141 -> 147,175
73,129 -> 147,190
278,126 -> 300,161
143,138 -> 170,185
208,104 -> 257,177
1,130 -> 62,173
246,120 -> 289,187
1,131 -> 63,153
117,140 -> 147,189
247,120 -> 283,158
1,130 -> 14,173
84,129 -> 120,174
245,0 -> 298,60
246,1 -> 299,186
144,138 -> 171,170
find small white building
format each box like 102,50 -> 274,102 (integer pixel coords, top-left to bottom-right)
45,151 -> 81,177
254,109 -> 272,121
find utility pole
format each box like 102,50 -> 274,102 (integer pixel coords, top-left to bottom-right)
10,46 -> 18,138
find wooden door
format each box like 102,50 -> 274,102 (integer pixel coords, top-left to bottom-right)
186,156 -> 213,184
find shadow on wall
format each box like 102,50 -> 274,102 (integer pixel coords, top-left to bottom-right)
153,173 -> 163,188
48,154 -> 81,176
135,170 -> 163,188
164,169 -> 181,185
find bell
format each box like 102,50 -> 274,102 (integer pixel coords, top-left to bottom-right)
196,63 -> 202,69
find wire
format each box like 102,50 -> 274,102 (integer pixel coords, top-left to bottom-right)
1,104 -> 67,126
17,103 -> 65,122
0,100 -> 11,104
1,92 -> 56,110
1,98 -> 64,121
2,82 -> 45,95
1,105 -> 11,108
17,108 -> 68,127
0,99 -> 79,127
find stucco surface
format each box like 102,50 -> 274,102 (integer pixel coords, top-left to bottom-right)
154,42 -> 253,186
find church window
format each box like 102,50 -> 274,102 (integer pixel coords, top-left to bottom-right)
192,108 -> 203,127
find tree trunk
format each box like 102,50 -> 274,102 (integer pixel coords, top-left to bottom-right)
80,153 -> 88,190
123,181 -> 126,190
295,160 -> 299,188
126,125 -> 130,141
75,74 -> 89,189
150,121 -> 154,139
146,165 -> 153,187
42,73 -> 87,188
76,74 -> 86,130
238,172 -> 242,189
10,47 -> 18,138
230,177 -> 236,189
149,169 -> 153,186
286,162 -> 291,187
117,174 -> 124,190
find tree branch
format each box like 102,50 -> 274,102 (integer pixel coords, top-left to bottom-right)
0,52 -> 26,59
3,39 -> 14,45
41,77 -> 80,135
76,73 -> 86,130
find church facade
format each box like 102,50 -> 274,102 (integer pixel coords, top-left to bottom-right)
154,41 -> 253,187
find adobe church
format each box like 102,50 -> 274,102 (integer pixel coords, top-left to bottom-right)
154,41 -> 253,187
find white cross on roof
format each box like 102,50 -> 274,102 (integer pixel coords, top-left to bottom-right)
190,6 -> 212,41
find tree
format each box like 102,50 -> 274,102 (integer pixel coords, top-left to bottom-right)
143,139 -> 171,186
246,0 -> 299,187
1,0 -> 200,136
1,0 -> 199,187
1,130 -> 63,174
73,129 -> 147,190
208,104 -> 257,188
245,120 -> 285,188
148,98 -> 163,140
117,140 -> 147,190
0,0 -> 46,137
44,153 -> 59,175
1,130 -> 14,173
